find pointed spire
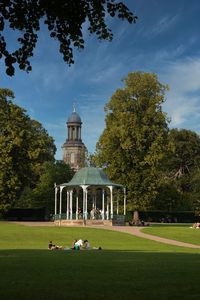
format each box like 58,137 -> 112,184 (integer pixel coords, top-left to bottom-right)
73,102 -> 76,113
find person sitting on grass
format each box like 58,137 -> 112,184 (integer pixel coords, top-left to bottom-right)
81,240 -> 102,250
191,223 -> 200,228
74,239 -> 83,250
82,240 -> 91,250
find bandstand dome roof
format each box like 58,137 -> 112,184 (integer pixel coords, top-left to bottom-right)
58,167 -> 123,188
67,111 -> 81,123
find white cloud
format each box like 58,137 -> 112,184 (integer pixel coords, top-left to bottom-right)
89,63 -> 124,84
148,14 -> 179,38
161,58 -> 200,129
31,63 -> 74,91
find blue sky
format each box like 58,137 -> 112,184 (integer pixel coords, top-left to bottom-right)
1,0 -> 200,159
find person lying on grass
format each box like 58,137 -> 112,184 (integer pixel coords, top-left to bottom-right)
48,241 -> 62,250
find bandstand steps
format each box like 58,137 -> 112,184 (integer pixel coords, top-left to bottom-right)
54,219 -> 112,226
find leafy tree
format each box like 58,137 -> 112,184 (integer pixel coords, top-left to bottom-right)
0,88 -> 56,212
33,160 -> 74,213
16,186 -> 34,208
94,72 -> 169,210
153,182 -> 182,211
190,170 -> 200,212
160,128 -> 200,211
164,129 -> 200,181
0,0 -> 137,76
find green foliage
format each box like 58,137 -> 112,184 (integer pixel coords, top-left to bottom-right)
0,89 -> 56,212
33,161 -> 74,213
160,129 -> 200,211
95,72 -> 169,210
0,0 -> 137,76
154,183 -> 182,211
165,129 -> 200,179
139,210 -> 198,223
190,170 -> 200,212
16,186 -> 35,208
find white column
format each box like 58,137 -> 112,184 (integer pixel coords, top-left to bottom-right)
81,185 -> 89,220
85,189 -> 88,220
76,189 -> 79,220
106,195 -> 109,220
59,186 -> 64,217
67,191 -> 69,220
94,193 -> 97,210
54,184 -> 58,216
117,191 -> 119,215
102,189 -> 105,220
92,189 -> 95,209
108,186 -> 113,219
82,188 -> 85,216
70,190 -> 73,220
123,187 -> 126,215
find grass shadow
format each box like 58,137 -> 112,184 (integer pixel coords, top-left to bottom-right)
0,249 -> 200,299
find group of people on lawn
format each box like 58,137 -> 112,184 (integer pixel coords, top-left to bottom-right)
48,239 -> 102,251
191,222 -> 200,229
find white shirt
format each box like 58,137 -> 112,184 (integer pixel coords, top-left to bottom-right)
75,239 -> 83,247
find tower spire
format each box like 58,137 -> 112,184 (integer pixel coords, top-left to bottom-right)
73,102 -> 76,113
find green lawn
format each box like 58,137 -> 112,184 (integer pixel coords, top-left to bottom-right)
1,222 -> 200,300
142,224 -> 200,245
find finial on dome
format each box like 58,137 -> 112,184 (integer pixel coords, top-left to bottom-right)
73,102 -> 76,113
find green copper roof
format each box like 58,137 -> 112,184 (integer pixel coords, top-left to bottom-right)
59,167 -> 123,188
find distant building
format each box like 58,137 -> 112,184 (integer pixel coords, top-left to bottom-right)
62,107 -> 86,171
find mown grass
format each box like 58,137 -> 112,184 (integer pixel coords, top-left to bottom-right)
142,224 -> 200,245
1,222 -> 200,300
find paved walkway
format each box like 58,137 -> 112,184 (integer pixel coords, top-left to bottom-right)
11,221 -> 200,249
91,225 -> 200,249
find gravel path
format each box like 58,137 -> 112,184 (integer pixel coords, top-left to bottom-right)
91,225 -> 200,249
11,221 -> 200,249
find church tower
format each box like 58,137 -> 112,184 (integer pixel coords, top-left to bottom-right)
62,107 -> 86,171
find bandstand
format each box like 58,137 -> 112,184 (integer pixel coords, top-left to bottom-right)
54,167 -> 126,226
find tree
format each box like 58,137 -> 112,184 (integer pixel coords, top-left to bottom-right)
94,71 -> 169,210
0,0 -> 137,76
0,88 -> 56,212
164,129 -> 200,181
190,170 -> 200,212
153,182 -> 182,211
160,128 -> 200,211
33,160 -> 74,213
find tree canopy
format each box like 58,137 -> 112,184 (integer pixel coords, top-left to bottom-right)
165,129 -> 200,179
156,128 -> 200,211
33,160 -> 74,213
0,0 -> 137,76
0,88 -> 56,211
94,71 -> 169,210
